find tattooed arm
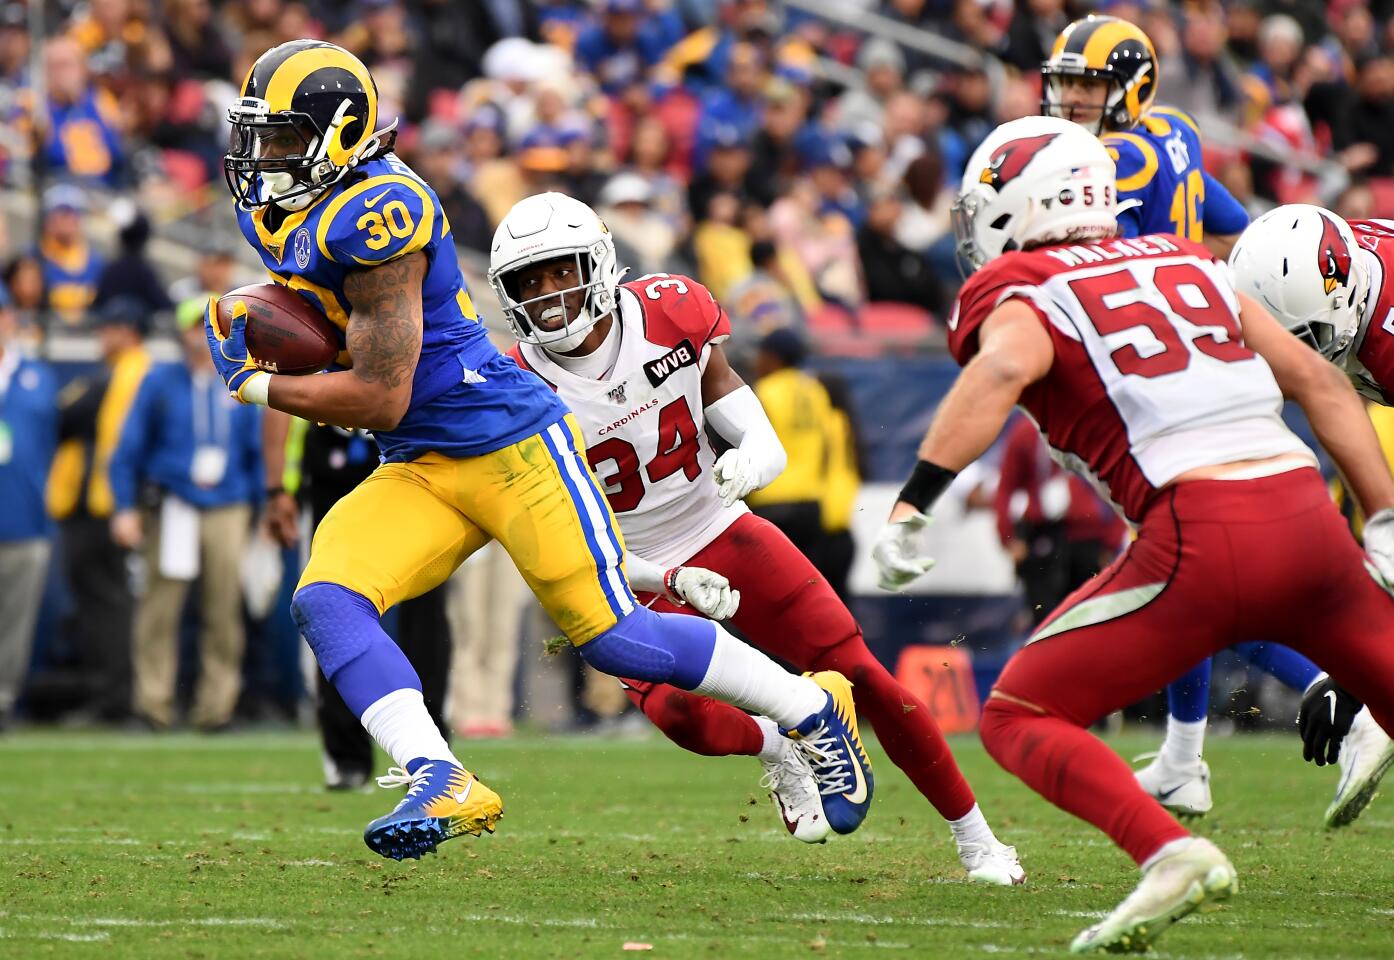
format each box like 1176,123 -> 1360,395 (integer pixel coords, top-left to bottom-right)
266,254 -> 425,431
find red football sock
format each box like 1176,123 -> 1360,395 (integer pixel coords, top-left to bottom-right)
810,639 -> 977,821
979,696 -> 1190,865
625,682 -> 764,757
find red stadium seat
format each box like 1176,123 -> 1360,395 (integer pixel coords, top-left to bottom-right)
1371,178 -> 1394,219
858,302 -> 936,336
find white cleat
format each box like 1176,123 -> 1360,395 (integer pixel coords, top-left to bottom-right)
1070,837 -> 1238,954
1327,708 -> 1394,829
760,737 -> 832,844
1134,753 -> 1212,818
959,839 -> 1026,886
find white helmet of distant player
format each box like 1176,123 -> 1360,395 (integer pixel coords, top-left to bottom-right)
1228,204 -> 1369,362
488,192 -> 621,353
952,115 -> 1118,272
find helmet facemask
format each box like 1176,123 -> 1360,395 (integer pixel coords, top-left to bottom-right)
1041,63 -> 1150,135
224,96 -> 398,211
493,246 -> 619,353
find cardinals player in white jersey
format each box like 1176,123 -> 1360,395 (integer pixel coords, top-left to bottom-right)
873,116 -> 1394,953
487,191 -> 1024,884
1229,204 -> 1394,825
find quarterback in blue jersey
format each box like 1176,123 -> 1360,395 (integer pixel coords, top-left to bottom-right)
1041,15 -> 1250,259
1041,16 -> 1338,824
208,40 -> 873,860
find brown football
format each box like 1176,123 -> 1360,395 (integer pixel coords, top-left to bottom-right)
216,283 -> 338,375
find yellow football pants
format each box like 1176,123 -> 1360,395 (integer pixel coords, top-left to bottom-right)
298,416 -> 635,644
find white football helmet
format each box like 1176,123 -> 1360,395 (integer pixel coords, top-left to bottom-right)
488,192 -> 621,352
1228,204 -> 1369,362
952,115 -> 1118,272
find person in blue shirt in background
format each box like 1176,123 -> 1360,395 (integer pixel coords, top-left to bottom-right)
0,280 -> 57,730
574,0 -> 683,96
35,184 -> 104,327
1041,14 -> 1251,260
109,300 -> 262,732
1040,13 -> 1335,821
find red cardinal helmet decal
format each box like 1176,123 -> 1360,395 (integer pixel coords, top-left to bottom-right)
1317,212 -> 1352,296
978,133 -> 1060,191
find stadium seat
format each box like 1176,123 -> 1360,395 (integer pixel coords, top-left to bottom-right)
1372,178 -> 1394,219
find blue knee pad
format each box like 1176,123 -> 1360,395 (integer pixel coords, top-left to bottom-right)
579,606 -> 716,690
1166,659 -> 1212,723
291,582 -> 420,716
1233,641 -> 1321,692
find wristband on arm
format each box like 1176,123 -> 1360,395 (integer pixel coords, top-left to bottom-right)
897,460 -> 958,514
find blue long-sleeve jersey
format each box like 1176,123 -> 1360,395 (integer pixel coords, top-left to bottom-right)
1103,106 -> 1249,241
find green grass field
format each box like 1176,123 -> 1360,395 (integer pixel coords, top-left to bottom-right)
0,729 -> 1390,959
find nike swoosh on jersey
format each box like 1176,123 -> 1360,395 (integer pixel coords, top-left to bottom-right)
364,188 -> 392,209
843,737 -> 868,804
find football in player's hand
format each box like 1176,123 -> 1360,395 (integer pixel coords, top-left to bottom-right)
215,283 -> 338,375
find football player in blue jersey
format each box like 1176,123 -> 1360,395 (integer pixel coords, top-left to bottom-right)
206,40 -> 874,860
1040,16 -> 1337,822
1041,15 -> 1250,260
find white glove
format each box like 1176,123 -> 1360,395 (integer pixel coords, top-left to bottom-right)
666,565 -> 741,620
872,512 -> 936,592
713,449 -> 761,507
1364,508 -> 1394,591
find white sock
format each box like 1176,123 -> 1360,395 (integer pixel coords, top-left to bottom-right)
1160,716 -> 1207,769
754,715 -> 784,762
948,803 -> 996,849
691,623 -> 827,728
1140,836 -> 1194,872
360,688 -> 461,769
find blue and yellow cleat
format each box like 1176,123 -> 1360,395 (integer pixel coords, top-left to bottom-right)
783,671 -> 874,834
364,758 -> 503,861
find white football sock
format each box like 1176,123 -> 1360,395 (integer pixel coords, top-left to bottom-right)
692,624 -> 827,729
1160,716 -> 1207,769
948,803 -> 996,848
1140,835 -> 1194,872
360,688 -> 461,769
754,715 -> 785,763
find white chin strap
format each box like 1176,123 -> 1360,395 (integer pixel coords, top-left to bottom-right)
541,307 -> 594,352
263,171 -> 323,211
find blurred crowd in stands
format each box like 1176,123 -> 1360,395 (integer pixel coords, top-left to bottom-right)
0,0 -> 1379,745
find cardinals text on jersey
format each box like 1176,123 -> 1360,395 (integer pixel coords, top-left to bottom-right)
948,234 -> 1313,521
512,274 -> 742,567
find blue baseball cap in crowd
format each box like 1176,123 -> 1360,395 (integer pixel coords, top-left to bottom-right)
759,327 -> 807,367
97,295 -> 152,335
43,182 -> 88,215
707,122 -> 749,151
800,133 -> 853,171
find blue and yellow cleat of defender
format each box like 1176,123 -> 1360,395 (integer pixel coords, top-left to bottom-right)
364,758 -> 503,860
783,670 -> 874,834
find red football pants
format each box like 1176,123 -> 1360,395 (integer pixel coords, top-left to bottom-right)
623,513 -> 976,821
979,468 -> 1394,864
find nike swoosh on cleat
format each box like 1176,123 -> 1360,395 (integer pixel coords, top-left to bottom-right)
1156,784 -> 1188,801
364,188 -> 391,209
843,737 -> 868,804
449,782 -> 474,805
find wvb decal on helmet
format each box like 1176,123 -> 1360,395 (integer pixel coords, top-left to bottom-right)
1317,212 -> 1352,295
978,134 -> 1060,191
